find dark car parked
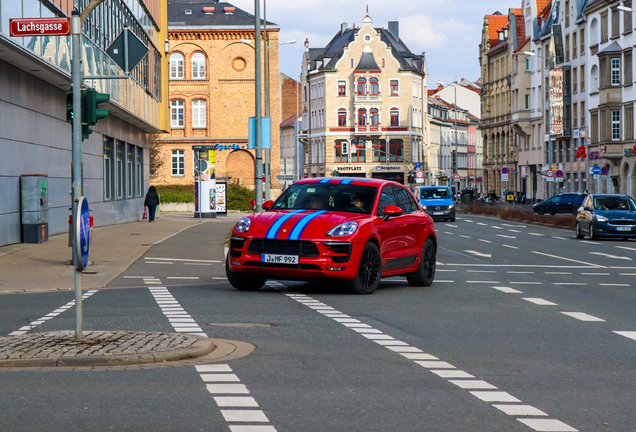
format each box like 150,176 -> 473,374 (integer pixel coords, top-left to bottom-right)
533,193 -> 587,215
575,194 -> 636,240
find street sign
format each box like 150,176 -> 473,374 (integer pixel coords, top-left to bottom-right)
276,174 -> 296,181
9,18 -> 70,37
416,170 -> 425,179
546,177 -> 555,182
408,164 -> 414,170
592,166 -> 601,175
601,166 -> 608,175
415,162 -> 422,169
453,172 -> 461,180
416,178 -> 425,183
546,170 -> 555,177
501,173 -> 509,182
555,170 -> 564,178
75,197 -> 90,271
106,29 -> 149,73
501,167 -> 508,174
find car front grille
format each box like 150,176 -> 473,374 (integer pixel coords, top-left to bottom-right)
243,261 -> 322,270
429,205 -> 449,211
609,220 -> 636,226
247,239 -> 320,257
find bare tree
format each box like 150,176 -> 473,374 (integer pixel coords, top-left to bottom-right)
148,134 -> 165,179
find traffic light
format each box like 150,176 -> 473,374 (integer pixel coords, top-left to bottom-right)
80,88 -> 110,140
65,91 -> 74,123
408,174 -> 415,184
451,150 -> 457,173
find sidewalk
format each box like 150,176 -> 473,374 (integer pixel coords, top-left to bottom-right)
0,212 -> 244,295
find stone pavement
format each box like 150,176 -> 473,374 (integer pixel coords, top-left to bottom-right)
0,330 -> 215,367
0,212 -> 245,294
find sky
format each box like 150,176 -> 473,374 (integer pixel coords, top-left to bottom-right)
229,0 -> 517,86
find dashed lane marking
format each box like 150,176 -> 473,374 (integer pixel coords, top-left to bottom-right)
436,269 -> 456,272
531,251 -> 603,267
614,331 -> 636,341
8,290 -> 98,336
615,246 -> 636,252
492,286 -> 523,293
447,224 -> 458,228
496,234 -> 516,239
589,252 -> 631,261
502,245 -> 519,249
492,226 -> 504,230
464,219 -> 474,222
434,280 -> 455,283
466,281 -> 500,284
146,262 -> 173,265
149,287 -> 206,336
580,273 -> 610,276
167,277 -> 200,280
460,235 -> 471,239
464,250 -> 492,258
478,239 -> 493,243
508,229 -> 522,233
444,231 -> 454,235
466,270 -> 497,273
523,298 -> 558,306
185,263 -> 213,266
124,276 -> 156,279
501,224 -> 526,228
561,312 -> 605,322
528,233 -> 545,236
145,257 -> 222,263
545,272 -> 573,275
619,273 -> 636,276
509,281 -> 542,285
554,283 -> 586,286
278,290 -> 577,431
552,236 -> 568,240
476,222 -> 488,226
507,271 -> 534,274
600,283 -> 631,287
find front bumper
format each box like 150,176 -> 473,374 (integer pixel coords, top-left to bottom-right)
423,208 -> 455,219
227,237 -> 363,280
594,223 -> 636,237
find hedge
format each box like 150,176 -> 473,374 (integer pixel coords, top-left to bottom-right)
159,192 -> 195,203
154,183 -> 254,211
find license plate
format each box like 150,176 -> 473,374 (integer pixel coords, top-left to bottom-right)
261,254 -> 299,264
433,212 -> 444,215
616,226 -> 631,231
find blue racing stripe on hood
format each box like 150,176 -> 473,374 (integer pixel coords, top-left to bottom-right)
288,211 -> 328,240
266,210 -> 305,239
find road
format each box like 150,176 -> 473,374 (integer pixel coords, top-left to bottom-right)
1,214 -> 636,431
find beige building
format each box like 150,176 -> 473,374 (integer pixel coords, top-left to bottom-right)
299,14 -> 427,184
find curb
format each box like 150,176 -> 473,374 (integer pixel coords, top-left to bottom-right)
0,334 -> 215,368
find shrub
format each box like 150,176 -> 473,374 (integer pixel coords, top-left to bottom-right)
159,192 -> 195,203
227,183 -> 254,211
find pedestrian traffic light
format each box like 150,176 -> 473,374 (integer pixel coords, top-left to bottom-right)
80,89 -> 110,140
65,91 -> 74,123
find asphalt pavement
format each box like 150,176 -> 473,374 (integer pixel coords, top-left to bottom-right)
0,212 -> 635,431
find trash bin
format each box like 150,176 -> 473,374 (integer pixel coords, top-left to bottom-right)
463,194 -> 471,205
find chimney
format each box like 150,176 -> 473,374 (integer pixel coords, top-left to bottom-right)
388,20 -> 399,39
304,38 -> 309,52
341,22 -> 348,35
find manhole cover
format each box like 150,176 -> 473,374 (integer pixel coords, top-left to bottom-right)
205,323 -> 274,328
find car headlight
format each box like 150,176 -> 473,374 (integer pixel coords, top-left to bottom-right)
421,205 -> 427,210
448,204 -> 454,209
595,215 -> 608,222
235,216 -> 251,233
326,222 -> 358,237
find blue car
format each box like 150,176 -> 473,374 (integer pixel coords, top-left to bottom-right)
416,186 -> 455,222
575,194 -> 636,240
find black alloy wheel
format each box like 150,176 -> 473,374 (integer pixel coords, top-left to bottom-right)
349,242 -> 382,294
537,207 -> 545,215
575,222 -> 584,239
407,238 -> 436,287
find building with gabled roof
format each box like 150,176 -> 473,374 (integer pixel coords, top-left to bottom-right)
299,12 -> 427,185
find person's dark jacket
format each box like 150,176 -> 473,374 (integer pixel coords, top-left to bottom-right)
144,186 -> 160,206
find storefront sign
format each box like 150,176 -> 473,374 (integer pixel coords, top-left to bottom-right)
336,166 -> 363,171
549,68 -> 564,137
375,165 -> 403,171
520,166 -> 527,178
589,151 -> 599,160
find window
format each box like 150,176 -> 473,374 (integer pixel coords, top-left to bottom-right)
377,186 -> 396,216
625,2 -> 633,34
369,77 -> 379,95
572,32 -> 577,58
390,108 -> 399,126
172,150 -> 185,176
573,103 -> 578,128
192,53 -> 205,79
580,29 -> 585,54
333,140 -> 346,162
592,65 -> 599,91
338,80 -> 346,96
612,110 -> 621,140
357,108 -> 367,125
591,18 -> 599,45
370,108 -> 379,125
170,53 -> 184,79
573,67 -> 578,93
394,186 -> 418,214
390,79 -> 399,96
525,94 -> 529,110
565,35 -> 570,61
525,57 -> 530,71
612,7 -> 620,39
116,141 -> 124,199
357,78 -> 367,95
580,63 -> 585,91
591,111 -> 599,143
127,144 -> 134,198
626,104 -> 634,140
581,101 -> 586,126
171,100 -> 184,128
103,138 -> 113,200
381,58 -> 386,68
351,139 -> 366,162
350,58 -> 354,68
136,147 -> 143,197
192,100 -> 207,128
373,139 -> 387,162
612,57 -> 621,85
338,109 -> 347,126
625,50 -> 633,85
389,139 -> 404,162
601,12 -> 608,43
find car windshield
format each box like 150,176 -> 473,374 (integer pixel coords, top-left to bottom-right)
421,188 -> 450,199
593,197 -> 636,211
272,183 -> 378,214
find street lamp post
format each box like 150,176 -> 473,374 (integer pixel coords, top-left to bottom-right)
437,80 -> 458,191
394,91 -> 416,186
523,51 -> 553,199
254,0 -> 263,212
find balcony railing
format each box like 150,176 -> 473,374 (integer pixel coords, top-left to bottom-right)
354,94 -> 381,103
355,125 -> 382,135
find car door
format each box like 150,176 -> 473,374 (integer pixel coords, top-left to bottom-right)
391,186 -> 420,266
375,185 -> 402,265
547,196 -> 560,213
579,196 -> 593,232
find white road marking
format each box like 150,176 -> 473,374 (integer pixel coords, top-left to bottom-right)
470,391 -> 521,403
554,283 -> 586,286
444,231 -> 454,235
466,281 -> 500,284
615,246 -> 636,252
185,263 -> 213,266
600,283 -> 631,287
546,272 -> 572,275
415,361 -> 456,369
580,273 -> 610,276
400,353 -> 439,360
561,312 -> 605,322
502,244 -> 519,249
466,270 -> 497,273
221,410 -> 270,423
523,298 -> 558,306
493,405 -> 548,416
434,280 -> 455,283
464,219 -> 474,222
449,380 -> 497,389
447,224 -> 458,228
430,370 -> 475,378
517,419 -> 578,431
478,239 -> 492,243
507,271 -> 534,274
532,251 -> 603,267
145,257 -> 222,263
201,374 -> 241,382
464,250 -> 492,258
149,287 -> 206,336
123,276 -> 155,279
508,229 -> 522,233
590,252 -> 631,261
492,226 -> 504,230
477,222 -> 488,226
581,240 -> 601,245
206,384 -> 250,394
552,236 -> 568,240
8,290 -> 98,336
167,277 -> 200,280
460,235 -> 471,238
496,234 -> 516,239
501,223 -> 526,228
510,281 -> 542,285
529,233 -> 545,236
620,273 -> 636,276
436,269 -> 457,272
493,287 -> 522,293
146,262 -> 173,265
614,331 -> 636,341
214,397 -> 259,407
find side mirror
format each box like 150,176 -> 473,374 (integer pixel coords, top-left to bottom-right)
262,200 -> 274,210
383,205 -> 403,219
584,206 -> 591,212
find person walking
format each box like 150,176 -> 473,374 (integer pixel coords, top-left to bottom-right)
144,186 -> 160,222
250,197 -> 256,213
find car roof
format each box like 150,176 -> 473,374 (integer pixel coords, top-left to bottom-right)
296,177 -> 399,187
419,185 -> 450,189
592,194 -> 633,198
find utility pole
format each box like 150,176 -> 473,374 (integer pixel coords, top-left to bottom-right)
254,0 -> 263,212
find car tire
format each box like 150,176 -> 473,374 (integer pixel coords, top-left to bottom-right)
550,213 -> 556,215
348,242 -> 382,295
589,223 -> 599,240
225,255 -> 266,291
572,206 -> 579,215
407,238 -> 436,287
575,222 -> 584,239
622,237 -> 630,241
450,217 -> 456,222
537,207 -> 545,215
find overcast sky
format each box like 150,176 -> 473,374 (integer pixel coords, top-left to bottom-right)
229,0 -> 516,86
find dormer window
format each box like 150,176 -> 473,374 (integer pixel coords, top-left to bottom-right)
498,31 -> 504,42
504,28 -> 508,39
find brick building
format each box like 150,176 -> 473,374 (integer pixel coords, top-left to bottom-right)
155,0 -> 281,193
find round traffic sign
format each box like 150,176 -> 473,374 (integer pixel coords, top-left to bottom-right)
546,170 -> 555,177
601,166 -> 608,175
592,166 -> 601,175
75,196 -> 90,270
415,162 -> 422,169
416,170 -> 425,179
501,167 -> 508,174
555,170 -> 564,178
